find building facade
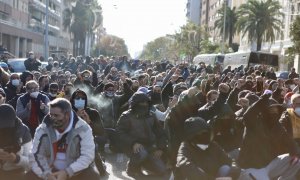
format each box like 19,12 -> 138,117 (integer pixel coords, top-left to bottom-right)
0,0 -> 72,58
186,0 -> 202,25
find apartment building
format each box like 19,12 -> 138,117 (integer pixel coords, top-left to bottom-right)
186,0 -> 202,25
0,0 -> 72,58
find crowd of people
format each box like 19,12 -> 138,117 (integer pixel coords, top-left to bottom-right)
1,51 -> 300,180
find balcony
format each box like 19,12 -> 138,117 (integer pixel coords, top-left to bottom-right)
29,0 -> 61,20
29,18 -> 60,35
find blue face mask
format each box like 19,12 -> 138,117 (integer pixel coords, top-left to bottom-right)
74,98 -> 85,109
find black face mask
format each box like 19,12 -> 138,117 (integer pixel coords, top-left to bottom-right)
43,84 -> 49,92
133,104 -> 149,117
151,93 -> 161,104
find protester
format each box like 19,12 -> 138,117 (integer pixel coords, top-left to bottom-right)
175,117 -> 240,179
16,80 -> 50,136
0,104 -> 32,179
116,92 -> 167,177
25,98 -> 100,180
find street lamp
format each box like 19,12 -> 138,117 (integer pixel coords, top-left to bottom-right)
222,0 -> 228,54
45,0 -> 49,60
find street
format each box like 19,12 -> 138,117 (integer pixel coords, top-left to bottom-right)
101,147 -> 171,180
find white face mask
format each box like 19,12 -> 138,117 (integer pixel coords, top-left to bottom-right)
196,144 -> 209,150
74,99 -> 85,109
295,107 -> 300,116
30,91 -> 39,98
30,55 -> 34,59
11,79 -> 20,86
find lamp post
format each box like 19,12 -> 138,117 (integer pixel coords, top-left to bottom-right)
222,0 -> 227,54
45,0 -> 49,60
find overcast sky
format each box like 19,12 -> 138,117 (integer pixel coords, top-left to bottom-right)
99,0 -> 187,58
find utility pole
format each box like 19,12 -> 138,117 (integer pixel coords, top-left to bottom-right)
45,0 -> 49,60
222,0 -> 227,54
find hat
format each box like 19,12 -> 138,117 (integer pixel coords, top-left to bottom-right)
0,104 -> 16,128
137,87 -> 151,94
184,117 -> 211,140
0,88 -> 6,97
173,82 -> 188,94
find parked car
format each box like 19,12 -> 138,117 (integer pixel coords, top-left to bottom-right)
275,71 -> 289,80
7,58 -> 46,73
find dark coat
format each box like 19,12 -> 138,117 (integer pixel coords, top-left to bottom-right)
24,58 -> 41,71
176,141 -> 231,180
165,91 -> 228,166
116,109 -> 167,154
70,89 -> 105,136
237,96 -> 300,169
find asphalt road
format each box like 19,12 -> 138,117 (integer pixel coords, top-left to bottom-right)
100,148 -> 171,180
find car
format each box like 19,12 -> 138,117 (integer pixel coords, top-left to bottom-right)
275,71 -> 289,80
7,58 -> 46,73
7,58 -> 27,73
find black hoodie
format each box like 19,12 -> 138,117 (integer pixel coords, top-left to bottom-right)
70,89 -> 105,136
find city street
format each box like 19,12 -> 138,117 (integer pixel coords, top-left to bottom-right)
101,147 -> 171,180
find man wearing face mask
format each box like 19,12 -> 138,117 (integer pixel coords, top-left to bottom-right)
16,80 -> 50,136
24,51 -> 41,72
69,89 -> 108,176
280,93 -> 300,146
199,90 -> 219,110
4,73 -> 22,102
175,117 -> 239,180
47,83 -> 59,101
116,92 -> 167,177
25,98 -> 100,180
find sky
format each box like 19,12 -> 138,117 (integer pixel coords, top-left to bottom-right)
99,0 -> 187,58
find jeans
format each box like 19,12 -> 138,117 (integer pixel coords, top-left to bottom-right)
239,154 -> 300,180
128,148 -> 167,175
24,166 -> 100,180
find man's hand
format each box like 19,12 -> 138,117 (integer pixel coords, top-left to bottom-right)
218,83 -> 230,93
133,143 -> 144,154
290,156 -> 300,166
40,101 -> 46,110
0,149 -> 16,162
153,150 -> 163,159
26,102 -> 31,110
77,109 -> 91,124
52,170 -> 68,180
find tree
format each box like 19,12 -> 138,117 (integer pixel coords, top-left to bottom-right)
93,35 -> 129,57
139,36 -> 175,61
215,6 -> 237,47
63,0 -> 103,56
236,0 -> 283,51
290,16 -> 300,54
172,22 -> 207,62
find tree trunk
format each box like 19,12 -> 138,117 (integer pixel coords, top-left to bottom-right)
257,36 -> 262,51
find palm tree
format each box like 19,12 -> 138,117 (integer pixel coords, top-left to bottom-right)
236,0 -> 283,51
215,6 -> 237,47
63,0 -> 103,56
